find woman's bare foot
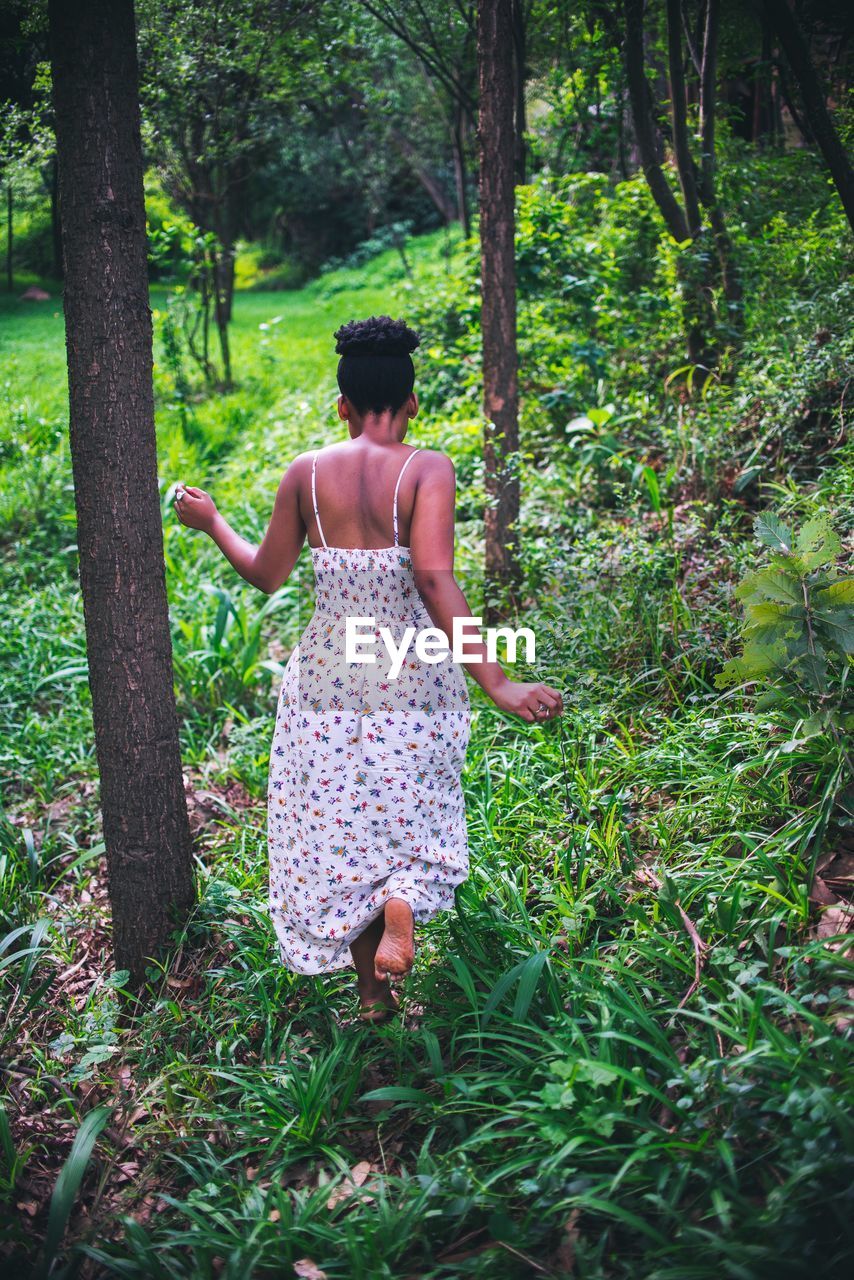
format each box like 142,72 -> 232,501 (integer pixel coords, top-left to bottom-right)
357,979 -> 399,1023
373,898 -> 415,984
350,912 -> 400,1022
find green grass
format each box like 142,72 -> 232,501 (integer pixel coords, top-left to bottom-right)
1,228 -> 852,1278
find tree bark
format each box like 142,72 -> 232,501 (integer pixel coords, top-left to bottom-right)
477,0 -> 520,613
762,0 -> 854,231
48,0 -> 195,991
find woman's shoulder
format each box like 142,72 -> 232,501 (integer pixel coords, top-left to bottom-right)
411,447 -> 455,475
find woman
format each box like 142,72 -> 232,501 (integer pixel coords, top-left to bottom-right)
174,315 -> 563,1022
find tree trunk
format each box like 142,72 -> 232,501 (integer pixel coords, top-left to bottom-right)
622,0 -> 691,244
665,0 -> 701,235
210,241 -> 233,387
752,17 -> 774,145
48,0 -> 195,991
762,0 -> 854,231
696,0 -> 741,339
451,108 -> 471,238
390,126 -> 457,224
477,0 -> 520,615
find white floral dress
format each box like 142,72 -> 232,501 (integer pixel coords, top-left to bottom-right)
267,448 -> 471,974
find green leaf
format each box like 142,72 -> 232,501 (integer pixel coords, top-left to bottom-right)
795,513 -> 841,569
733,466 -> 762,494
512,950 -> 550,1022
735,570 -> 771,605
814,579 -> 854,607
795,648 -> 828,693
744,569 -> 802,607
358,1086 -> 434,1107
743,602 -> 803,644
575,1060 -> 621,1088
715,637 -> 787,688
640,465 -> 661,514
755,512 -> 793,555
40,1105 -> 112,1276
586,405 -> 615,427
814,609 -> 854,654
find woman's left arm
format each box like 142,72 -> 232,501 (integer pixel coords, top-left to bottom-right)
173,456 -> 308,594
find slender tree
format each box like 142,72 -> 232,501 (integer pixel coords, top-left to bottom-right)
761,0 -> 854,233
48,0 -> 195,990
621,0 -> 740,373
477,0 -> 520,611
137,0 -> 314,385
358,0 -> 478,234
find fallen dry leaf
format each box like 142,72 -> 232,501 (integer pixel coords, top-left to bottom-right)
293,1261 -> 328,1280
809,876 -> 839,907
553,1208 -> 581,1274
325,1160 -> 372,1210
816,903 -> 854,948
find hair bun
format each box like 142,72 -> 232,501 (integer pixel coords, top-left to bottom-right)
334,315 -> 421,358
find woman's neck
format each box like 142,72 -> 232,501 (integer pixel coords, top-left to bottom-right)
348,410 -> 409,444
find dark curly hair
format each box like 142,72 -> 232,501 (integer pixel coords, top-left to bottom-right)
333,315 -> 421,415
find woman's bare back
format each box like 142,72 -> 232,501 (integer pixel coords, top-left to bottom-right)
301,440 -> 432,550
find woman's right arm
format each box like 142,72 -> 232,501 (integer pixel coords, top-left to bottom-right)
173,455 -> 309,593
409,453 -> 563,723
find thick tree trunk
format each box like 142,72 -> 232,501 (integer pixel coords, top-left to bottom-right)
477,0 -> 520,614
48,0 -> 195,990
762,0 -> 854,231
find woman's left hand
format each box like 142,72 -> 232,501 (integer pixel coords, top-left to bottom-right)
490,679 -> 564,723
174,483 -> 218,534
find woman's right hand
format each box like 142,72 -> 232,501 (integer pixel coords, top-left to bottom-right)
490,679 -> 564,723
174,483 -> 218,534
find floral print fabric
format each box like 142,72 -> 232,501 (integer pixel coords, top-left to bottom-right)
267,544 -> 470,974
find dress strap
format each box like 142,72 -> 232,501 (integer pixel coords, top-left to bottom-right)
392,449 -> 419,546
311,452 -> 329,549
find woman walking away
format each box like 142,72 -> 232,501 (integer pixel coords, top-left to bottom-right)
173,315 -> 563,1022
